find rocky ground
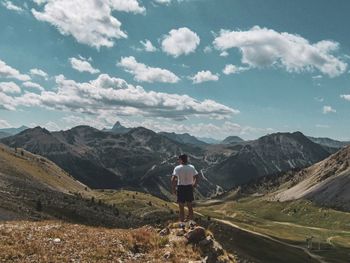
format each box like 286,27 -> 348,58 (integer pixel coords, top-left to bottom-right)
0,220 -> 237,263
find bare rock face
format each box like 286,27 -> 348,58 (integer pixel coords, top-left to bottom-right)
274,145 -> 350,211
185,227 -> 206,244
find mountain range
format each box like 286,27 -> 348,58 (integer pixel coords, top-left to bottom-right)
1,125 -> 217,199
1,122 -> 341,199
0,125 -> 28,139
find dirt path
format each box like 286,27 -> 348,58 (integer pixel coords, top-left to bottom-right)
271,220 -> 350,234
195,211 -> 327,263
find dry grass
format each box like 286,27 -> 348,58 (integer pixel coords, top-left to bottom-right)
0,220 -> 200,263
0,144 -> 89,195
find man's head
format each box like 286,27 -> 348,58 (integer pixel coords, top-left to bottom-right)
178,154 -> 188,164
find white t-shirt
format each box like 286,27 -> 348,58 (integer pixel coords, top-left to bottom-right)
172,164 -> 198,186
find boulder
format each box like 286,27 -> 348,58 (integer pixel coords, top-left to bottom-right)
185,227 -> 206,244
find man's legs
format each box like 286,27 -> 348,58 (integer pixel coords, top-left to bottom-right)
186,201 -> 193,220
178,202 -> 185,222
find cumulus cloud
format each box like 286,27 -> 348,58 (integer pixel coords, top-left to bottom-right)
32,0 -> 47,5
190,70 -> 219,84
203,46 -> 212,54
22,81 -> 45,91
116,119 -> 271,140
213,26 -> 347,77
161,27 -> 200,57
0,82 -> 21,94
43,121 -> 60,131
69,57 -> 100,74
323,105 -> 336,114
2,1 -> 24,12
31,0 -> 145,48
10,74 -> 237,120
139,39 -> 157,52
0,92 -> 16,110
0,119 -> 11,129
30,68 -> 48,79
0,59 -> 31,81
222,64 -> 249,75
220,51 -> 229,57
340,94 -> 350,101
153,0 -> 171,5
118,56 -> 180,83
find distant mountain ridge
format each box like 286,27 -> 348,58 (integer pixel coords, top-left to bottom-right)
159,131 -> 207,146
307,136 -> 350,149
205,132 -> 331,190
0,125 -> 28,138
221,136 -> 244,144
1,125 -> 216,199
1,124 -> 334,199
103,121 -> 131,134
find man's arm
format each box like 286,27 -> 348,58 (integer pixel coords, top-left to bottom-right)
193,173 -> 199,188
171,175 -> 177,194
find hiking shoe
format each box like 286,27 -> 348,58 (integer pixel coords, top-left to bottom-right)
179,222 -> 185,229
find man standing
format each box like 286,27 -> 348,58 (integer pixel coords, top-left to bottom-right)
171,154 -> 199,224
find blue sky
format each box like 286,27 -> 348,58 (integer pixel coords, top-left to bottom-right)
0,0 -> 349,140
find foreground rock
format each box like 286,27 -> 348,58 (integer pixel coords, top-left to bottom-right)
0,220 -> 237,263
164,221 -> 236,263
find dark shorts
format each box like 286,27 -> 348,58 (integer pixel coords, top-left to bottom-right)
177,185 -> 194,203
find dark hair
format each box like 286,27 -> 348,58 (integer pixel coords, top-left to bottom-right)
178,154 -> 188,164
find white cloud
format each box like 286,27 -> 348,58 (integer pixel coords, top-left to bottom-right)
315,124 -> 330,128
222,64 -> 249,75
69,57 -> 100,74
0,119 -> 11,129
190,70 -> 219,84
140,39 -> 157,52
0,92 -> 16,110
161,27 -> 200,57
0,82 -> 21,94
153,0 -> 171,5
31,0 -> 145,48
203,46 -> 212,54
43,121 -> 60,131
109,0 -> 145,13
314,97 -> 324,102
117,119 -> 270,140
213,26 -> 347,77
340,94 -> 350,101
32,0 -> 47,5
2,1 -> 24,12
22,81 -> 44,91
11,74 -> 237,120
0,59 -> 31,81
30,68 -> 48,79
323,105 -> 336,114
220,51 -> 229,57
118,56 -> 180,83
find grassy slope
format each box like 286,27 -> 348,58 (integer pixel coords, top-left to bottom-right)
197,197 -> 350,263
0,220 -> 200,263
0,144 -> 175,227
94,189 -> 178,222
0,144 -> 88,195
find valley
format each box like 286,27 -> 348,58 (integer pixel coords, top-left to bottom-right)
1,125 -> 350,262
